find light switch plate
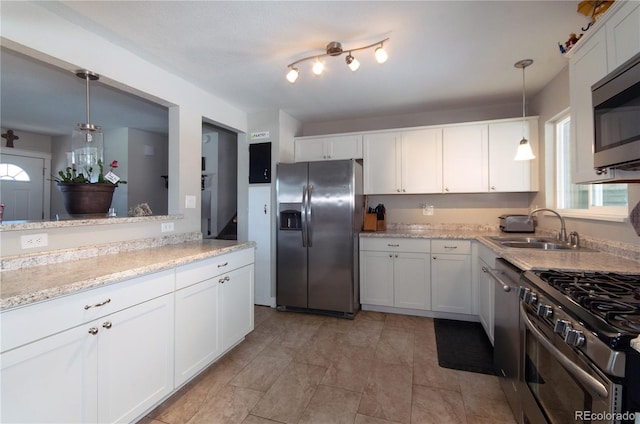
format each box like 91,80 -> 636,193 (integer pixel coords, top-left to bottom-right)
161,222 -> 174,232
185,195 -> 197,209
21,233 -> 48,249
422,205 -> 434,216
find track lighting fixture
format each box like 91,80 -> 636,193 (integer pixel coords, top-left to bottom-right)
513,59 -> 536,161
286,37 -> 389,83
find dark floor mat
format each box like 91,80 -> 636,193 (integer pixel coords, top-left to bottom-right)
434,318 -> 497,375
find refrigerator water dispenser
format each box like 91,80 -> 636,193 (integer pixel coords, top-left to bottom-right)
280,210 -> 301,230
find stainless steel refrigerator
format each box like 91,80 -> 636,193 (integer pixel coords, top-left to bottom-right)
276,159 -> 363,317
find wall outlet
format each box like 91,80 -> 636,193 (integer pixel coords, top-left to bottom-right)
422,205 -> 434,216
21,233 -> 48,249
161,222 -> 174,232
185,195 -> 197,209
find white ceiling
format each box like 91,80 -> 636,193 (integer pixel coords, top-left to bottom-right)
1,1 -> 590,136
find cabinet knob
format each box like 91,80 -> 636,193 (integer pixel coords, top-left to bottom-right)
395,254 -> 398,258
389,254 -> 393,258
490,186 -> 496,191
219,276 -> 230,284
445,188 -> 449,192
397,189 -> 401,192
402,189 -> 406,192
102,321 -> 112,329
433,256 -> 437,260
88,327 -> 99,335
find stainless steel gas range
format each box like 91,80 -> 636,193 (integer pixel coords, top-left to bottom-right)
518,267 -> 640,424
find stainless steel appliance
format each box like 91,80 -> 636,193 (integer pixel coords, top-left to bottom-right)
592,51 -> 640,172
484,258 -> 524,421
276,160 -> 363,317
499,214 -> 536,233
518,269 -> 640,424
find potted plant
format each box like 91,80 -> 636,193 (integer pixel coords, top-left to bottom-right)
53,160 -> 126,218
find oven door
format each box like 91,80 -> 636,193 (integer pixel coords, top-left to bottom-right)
519,303 -> 622,424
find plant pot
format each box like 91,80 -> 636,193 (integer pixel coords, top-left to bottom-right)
58,182 -> 116,218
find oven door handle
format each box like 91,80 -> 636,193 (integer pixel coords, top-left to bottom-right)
482,266 -> 513,292
519,303 -> 609,399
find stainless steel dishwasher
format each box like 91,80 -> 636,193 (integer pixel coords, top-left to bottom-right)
483,258 -> 523,423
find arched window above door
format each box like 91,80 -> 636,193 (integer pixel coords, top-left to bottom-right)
0,163 -> 31,181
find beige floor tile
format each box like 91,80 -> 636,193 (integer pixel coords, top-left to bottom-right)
254,306 -> 276,327
383,313 -> 426,330
413,357 -> 461,392
411,385 -> 468,424
461,391 -> 517,422
250,361 -> 327,424
465,414 -> 518,424
298,385 -> 361,424
354,414 -> 404,424
241,415 -> 282,424
355,310 -> 387,322
457,370 -> 505,400
358,361 -> 413,424
293,329 -> 343,367
320,344 -> 375,393
187,385 -> 263,424
229,354 -> 291,392
374,327 -> 414,366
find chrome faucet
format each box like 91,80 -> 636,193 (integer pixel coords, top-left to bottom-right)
528,208 -> 568,242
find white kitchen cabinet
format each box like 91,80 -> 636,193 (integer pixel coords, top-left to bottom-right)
294,134 -> 363,162
174,248 -> 254,386
569,1 -> 640,183
488,118 -> 539,192
442,124 -> 489,193
248,185 -> 272,306
431,240 -> 473,315
363,128 -> 442,194
476,243 -> 499,344
0,270 -> 175,424
360,237 -> 431,310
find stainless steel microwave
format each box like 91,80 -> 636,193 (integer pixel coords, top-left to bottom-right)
591,51 -> 640,172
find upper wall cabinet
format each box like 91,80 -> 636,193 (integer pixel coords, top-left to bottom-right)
294,134 -> 362,162
488,118 -> 539,192
569,1 -> 640,183
363,128 -> 442,194
442,124 -> 489,193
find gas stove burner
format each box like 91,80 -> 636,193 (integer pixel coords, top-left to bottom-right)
584,298 -> 637,315
610,314 -> 640,332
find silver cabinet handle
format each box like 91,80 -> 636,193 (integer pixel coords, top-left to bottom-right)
219,276 -> 230,284
84,298 -> 111,310
217,261 -> 228,268
88,327 -> 99,335
102,321 -> 112,329
444,245 -> 458,249
387,244 -> 400,247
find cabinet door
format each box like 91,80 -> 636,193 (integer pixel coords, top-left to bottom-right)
0,325 -> 98,424
569,30 -> 614,183
488,120 -> 537,192
477,257 -> 495,345
442,125 -> 489,192
175,278 -> 220,387
401,128 -> 443,193
219,264 -> 255,351
363,132 -> 401,194
431,253 -> 472,314
394,252 -> 431,310
606,0 -> 640,70
98,293 -> 174,424
327,135 -> 363,160
295,139 -> 327,162
360,250 -> 395,306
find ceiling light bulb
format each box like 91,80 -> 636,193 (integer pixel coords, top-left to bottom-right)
514,138 -> 536,161
375,46 -> 388,64
312,60 -> 324,75
346,53 -> 360,71
286,67 -> 299,83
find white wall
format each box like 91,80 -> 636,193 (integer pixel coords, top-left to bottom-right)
1,129 -> 52,153
0,1 -> 247,256
127,128 -> 169,216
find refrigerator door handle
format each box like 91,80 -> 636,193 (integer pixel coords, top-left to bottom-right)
301,185 -> 308,247
307,185 -> 313,247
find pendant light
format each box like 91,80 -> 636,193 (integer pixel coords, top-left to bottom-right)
514,59 -> 535,161
72,70 -> 104,182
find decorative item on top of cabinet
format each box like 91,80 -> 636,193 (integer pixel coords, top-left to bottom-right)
294,134 -> 362,162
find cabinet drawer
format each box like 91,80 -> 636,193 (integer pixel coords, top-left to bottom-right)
431,239 -> 471,254
360,237 -> 430,253
1,269 -> 175,353
176,248 -> 254,290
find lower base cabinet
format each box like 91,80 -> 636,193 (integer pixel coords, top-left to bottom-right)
0,292 -> 174,424
431,240 -> 472,315
1,247 -> 255,424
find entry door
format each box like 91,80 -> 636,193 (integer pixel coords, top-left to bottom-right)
0,153 -> 45,221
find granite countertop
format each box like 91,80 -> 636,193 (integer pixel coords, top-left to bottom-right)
0,239 -> 255,311
361,228 -> 640,274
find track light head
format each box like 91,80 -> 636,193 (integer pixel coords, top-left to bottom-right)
312,60 -> 324,76
346,53 -> 360,72
286,67 -> 299,83
375,45 -> 388,64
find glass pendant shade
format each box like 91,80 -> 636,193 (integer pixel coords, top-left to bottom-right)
72,126 -> 103,182
312,60 -> 324,75
375,46 -> 388,63
514,137 -> 535,161
346,54 -> 360,71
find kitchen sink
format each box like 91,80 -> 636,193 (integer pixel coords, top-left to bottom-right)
488,236 -> 596,251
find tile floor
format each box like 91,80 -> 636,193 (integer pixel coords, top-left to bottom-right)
141,306 -> 517,424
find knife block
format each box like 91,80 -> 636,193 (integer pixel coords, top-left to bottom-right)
363,213 -> 377,231
376,215 -> 386,231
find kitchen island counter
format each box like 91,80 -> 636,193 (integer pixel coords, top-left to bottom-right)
360,226 -> 640,274
0,239 -> 255,311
